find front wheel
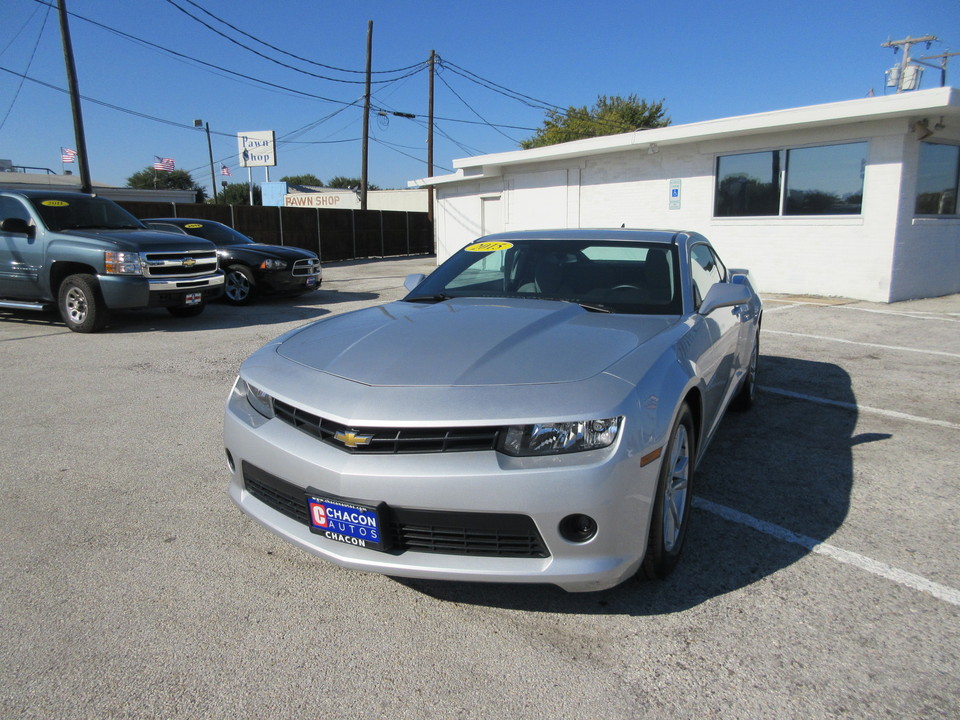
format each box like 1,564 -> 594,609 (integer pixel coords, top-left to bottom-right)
58,274 -> 109,333
642,403 -> 695,580
224,265 -> 256,305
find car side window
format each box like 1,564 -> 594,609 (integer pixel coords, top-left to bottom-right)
0,197 -> 31,224
690,244 -> 724,307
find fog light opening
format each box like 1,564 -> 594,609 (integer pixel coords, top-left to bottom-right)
559,514 -> 597,543
225,449 -> 235,473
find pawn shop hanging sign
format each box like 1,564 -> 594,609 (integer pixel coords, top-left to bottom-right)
237,131 -> 277,167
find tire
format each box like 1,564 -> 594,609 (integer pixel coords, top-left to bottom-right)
224,265 -> 256,305
731,329 -> 760,411
58,274 -> 109,333
642,403 -> 695,580
167,304 -> 205,318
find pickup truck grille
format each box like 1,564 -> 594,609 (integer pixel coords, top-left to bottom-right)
142,249 -> 219,278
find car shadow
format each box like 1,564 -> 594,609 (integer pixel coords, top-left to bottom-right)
395,355 -> 860,616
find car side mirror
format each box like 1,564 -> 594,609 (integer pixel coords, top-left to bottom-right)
698,282 -> 751,316
0,217 -> 34,237
403,273 -> 426,292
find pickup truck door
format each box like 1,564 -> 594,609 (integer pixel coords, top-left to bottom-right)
0,197 -> 44,299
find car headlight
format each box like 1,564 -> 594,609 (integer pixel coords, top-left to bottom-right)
236,378 -> 275,419
104,251 -> 143,275
259,258 -> 288,270
500,417 -> 622,456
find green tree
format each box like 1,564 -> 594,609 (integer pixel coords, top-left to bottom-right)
520,94 -> 670,149
126,166 -> 206,201
220,182 -> 262,205
327,176 -> 380,191
280,174 -> 323,186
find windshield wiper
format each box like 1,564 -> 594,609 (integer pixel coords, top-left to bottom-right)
577,302 -> 614,313
405,292 -> 452,304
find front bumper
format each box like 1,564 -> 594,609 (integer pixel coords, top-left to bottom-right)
223,382 -> 659,592
99,272 -> 225,309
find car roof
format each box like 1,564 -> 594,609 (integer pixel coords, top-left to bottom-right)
476,229 -> 689,245
144,218 -> 225,226
0,189 -> 98,200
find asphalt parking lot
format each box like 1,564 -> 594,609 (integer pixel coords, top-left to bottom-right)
1,255 -> 958,719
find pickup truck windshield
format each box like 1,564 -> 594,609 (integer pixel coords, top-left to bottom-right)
28,195 -> 144,232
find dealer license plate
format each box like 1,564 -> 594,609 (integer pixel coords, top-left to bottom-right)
306,276 -> 317,287
306,491 -> 387,551
185,292 -> 202,305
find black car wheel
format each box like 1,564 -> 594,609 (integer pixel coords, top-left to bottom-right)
224,265 -> 256,305
58,274 -> 109,333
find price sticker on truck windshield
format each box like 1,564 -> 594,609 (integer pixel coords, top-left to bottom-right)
41,200 -> 69,207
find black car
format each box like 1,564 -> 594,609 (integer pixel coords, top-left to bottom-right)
143,218 -> 321,305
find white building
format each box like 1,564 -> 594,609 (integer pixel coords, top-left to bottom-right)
413,87 -> 960,302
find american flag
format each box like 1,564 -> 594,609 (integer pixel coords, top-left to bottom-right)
61,147 -> 77,163
153,156 -> 176,172
220,164 -> 232,177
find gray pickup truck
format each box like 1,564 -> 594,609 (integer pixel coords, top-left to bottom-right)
0,190 -> 224,332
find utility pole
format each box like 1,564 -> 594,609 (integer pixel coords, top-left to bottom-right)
917,50 -> 960,88
882,35 -> 938,92
361,21 -> 372,211
427,50 -> 435,223
57,0 -> 92,193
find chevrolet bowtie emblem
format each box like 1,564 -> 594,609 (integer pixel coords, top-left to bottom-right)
334,430 -> 373,448
183,257 -> 197,267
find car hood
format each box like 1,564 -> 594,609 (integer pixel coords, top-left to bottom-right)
275,297 -> 677,387
60,228 -> 216,252
222,243 -> 316,260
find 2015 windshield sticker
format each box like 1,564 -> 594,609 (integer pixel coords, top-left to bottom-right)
41,200 -> 69,207
465,241 -> 513,253
184,223 -> 203,228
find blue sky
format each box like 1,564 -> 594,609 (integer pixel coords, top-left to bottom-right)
1,0 -> 957,195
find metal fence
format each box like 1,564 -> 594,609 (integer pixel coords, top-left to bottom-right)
118,202 -> 434,262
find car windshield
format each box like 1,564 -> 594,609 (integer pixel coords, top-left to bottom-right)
175,221 -> 256,246
406,238 -> 682,315
29,195 -> 143,231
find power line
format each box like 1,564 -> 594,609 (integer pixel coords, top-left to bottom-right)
162,0 -> 428,85
172,0 -> 425,77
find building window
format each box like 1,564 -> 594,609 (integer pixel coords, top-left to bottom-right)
915,142 -> 959,215
715,151 -> 781,216
715,142 -> 867,217
785,143 -> 866,215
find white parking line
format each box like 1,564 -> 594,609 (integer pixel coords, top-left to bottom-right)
761,299 -> 959,322
760,386 -> 960,430
693,497 -> 960,607
763,329 -> 960,359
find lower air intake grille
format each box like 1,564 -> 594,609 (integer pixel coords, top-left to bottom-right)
242,462 -> 549,558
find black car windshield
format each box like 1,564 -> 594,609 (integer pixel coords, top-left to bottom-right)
29,195 -> 143,231
406,238 -> 683,315
174,221 -> 256,246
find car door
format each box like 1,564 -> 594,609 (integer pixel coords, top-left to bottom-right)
0,196 -> 44,299
689,242 -> 741,435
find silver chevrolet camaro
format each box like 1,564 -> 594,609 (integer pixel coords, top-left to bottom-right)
224,229 -> 762,592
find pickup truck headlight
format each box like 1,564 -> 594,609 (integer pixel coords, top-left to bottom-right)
259,258 -> 288,270
500,417 -> 622,456
104,251 -> 143,275
237,378 -> 275,419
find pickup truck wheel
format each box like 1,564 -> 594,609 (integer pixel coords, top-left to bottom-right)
167,304 -> 205,318
58,274 -> 109,333
224,265 -> 256,305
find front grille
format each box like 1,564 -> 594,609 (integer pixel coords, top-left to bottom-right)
242,462 -> 549,558
273,399 -> 500,454
292,258 -> 320,276
142,249 -> 219,278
